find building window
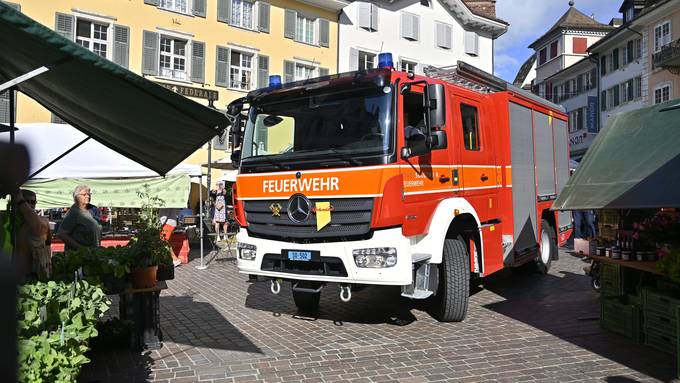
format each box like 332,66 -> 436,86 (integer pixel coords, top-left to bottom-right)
569,108 -> 584,133
654,21 -> 671,52
229,50 -> 253,90
295,63 -> 315,81
654,84 -> 671,104
231,0 -> 254,29
625,6 -> 634,23
76,19 -> 109,58
635,76 -> 642,99
539,48 -> 547,65
296,14 -> 315,44
400,59 -> 417,73
600,90 -> 607,111
358,50 -> 376,70
611,86 -> 620,108
549,40 -> 559,59
159,36 -> 188,81
612,48 -> 619,71
159,0 -> 189,14
600,56 -> 607,76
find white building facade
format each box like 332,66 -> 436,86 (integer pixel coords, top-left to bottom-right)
588,13 -> 647,131
337,0 -> 507,74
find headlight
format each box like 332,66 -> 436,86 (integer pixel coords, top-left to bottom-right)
352,247 -> 397,268
237,242 -> 257,260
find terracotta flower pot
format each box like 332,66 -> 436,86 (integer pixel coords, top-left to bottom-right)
130,266 -> 158,289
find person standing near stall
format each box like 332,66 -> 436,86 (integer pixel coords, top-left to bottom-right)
57,185 -> 101,251
12,189 -> 51,279
210,181 -> 228,241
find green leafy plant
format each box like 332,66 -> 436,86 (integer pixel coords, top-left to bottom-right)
127,185 -> 172,268
52,246 -> 131,284
17,280 -> 110,383
657,247 -> 680,284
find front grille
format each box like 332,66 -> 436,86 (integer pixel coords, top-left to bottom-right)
261,253 -> 348,277
244,198 -> 373,243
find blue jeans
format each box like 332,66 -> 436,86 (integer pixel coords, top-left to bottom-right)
573,210 -> 585,238
584,211 -> 597,238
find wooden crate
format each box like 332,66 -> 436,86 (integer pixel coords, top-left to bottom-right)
600,263 -> 623,297
598,209 -> 620,226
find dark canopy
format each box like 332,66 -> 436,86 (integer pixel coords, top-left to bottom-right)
553,99 -> 680,210
0,3 -> 227,175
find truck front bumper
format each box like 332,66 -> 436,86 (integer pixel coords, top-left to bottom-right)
235,227 -> 412,285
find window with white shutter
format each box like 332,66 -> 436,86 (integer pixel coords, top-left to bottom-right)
159,36 -> 189,81
465,31 -> 478,56
159,0 -> 190,14
401,12 -> 419,41
358,2 -> 378,31
229,50 -> 254,90
435,22 -> 452,49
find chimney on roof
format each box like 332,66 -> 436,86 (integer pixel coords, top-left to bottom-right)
462,0 -> 498,20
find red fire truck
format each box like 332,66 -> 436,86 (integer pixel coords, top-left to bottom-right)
227,55 -> 572,322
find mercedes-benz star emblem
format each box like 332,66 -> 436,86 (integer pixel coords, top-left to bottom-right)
287,194 -> 311,223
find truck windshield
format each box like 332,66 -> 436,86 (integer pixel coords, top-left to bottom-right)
241,86 -> 393,164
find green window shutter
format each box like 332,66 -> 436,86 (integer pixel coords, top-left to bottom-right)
319,67 -> 329,77
0,91 -> 10,124
2,1 -> 20,11
193,0 -> 206,17
319,19 -> 329,47
258,2 -> 270,33
257,55 -> 269,88
215,46 -> 230,87
284,9 -> 296,39
142,30 -> 159,75
284,60 -> 295,83
112,25 -> 130,69
144,0 -> 160,5
191,41 -> 205,83
55,13 -> 74,41
217,0 -> 231,23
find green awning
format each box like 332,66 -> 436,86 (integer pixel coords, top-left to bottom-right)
1,174 -> 190,209
553,100 -> 680,210
0,4 -> 227,175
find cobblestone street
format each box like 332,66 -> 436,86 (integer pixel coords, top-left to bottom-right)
80,247 -> 676,383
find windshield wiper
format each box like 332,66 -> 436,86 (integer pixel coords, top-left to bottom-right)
324,149 -> 362,166
252,156 -> 290,170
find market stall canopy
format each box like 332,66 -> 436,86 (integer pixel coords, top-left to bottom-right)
0,4 -> 227,175
1,123 -> 201,179
553,100 -> 680,210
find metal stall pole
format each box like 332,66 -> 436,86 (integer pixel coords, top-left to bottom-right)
196,173 -> 207,270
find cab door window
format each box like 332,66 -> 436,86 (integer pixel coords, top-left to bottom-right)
460,104 -> 480,151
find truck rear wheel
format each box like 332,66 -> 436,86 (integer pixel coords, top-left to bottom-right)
435,238 -> 470,322
292,289 -> 320,310
536,219 -> 557,274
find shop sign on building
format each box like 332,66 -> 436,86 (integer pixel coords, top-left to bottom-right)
156,82 -> 219,101
587,96 -> 598,133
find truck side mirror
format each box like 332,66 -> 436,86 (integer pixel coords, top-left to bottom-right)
426,84 -> 445,129
230,114 -> 243,148
230,149 -> 241,169
430,130 -> 447,150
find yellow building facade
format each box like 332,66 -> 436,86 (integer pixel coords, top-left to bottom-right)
4,0 -> 342,184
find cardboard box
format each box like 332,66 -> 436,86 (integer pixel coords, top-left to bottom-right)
575,238 -> 597,256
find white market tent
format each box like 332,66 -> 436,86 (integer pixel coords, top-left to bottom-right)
1,123 -> 203,209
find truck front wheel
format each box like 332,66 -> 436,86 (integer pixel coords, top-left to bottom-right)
292,289 -> 320,310
435,238 -> 470,322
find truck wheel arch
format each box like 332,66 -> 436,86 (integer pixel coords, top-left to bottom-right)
410,197 -> 481,266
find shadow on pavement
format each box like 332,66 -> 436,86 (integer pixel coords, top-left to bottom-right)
244,281 -> 426,325
481,252 -> 675,382
79,349 -> 153,383
160,295 -> 262,354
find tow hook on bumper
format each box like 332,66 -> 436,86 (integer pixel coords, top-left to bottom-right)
270,278 -> 282,295
339,285 -> 351,302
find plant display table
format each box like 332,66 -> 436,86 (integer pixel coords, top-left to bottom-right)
586,254 -> 661,275
119,281 -> 167,350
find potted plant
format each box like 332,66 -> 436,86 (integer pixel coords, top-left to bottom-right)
127,187 -> 172,289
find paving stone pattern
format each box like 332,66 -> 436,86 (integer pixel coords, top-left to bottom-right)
79,248 -> 676,383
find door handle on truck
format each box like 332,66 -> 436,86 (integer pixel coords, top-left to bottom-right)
439,174 -> 450,183
480,174 -> 489,182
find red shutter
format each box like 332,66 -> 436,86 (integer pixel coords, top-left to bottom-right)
573,37 -> 587,54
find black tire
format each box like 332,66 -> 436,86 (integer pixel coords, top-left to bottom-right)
435,238 -> 470,322
536,219 -> 557,274
292,289 -> 320,310
591,277 -> 601,292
